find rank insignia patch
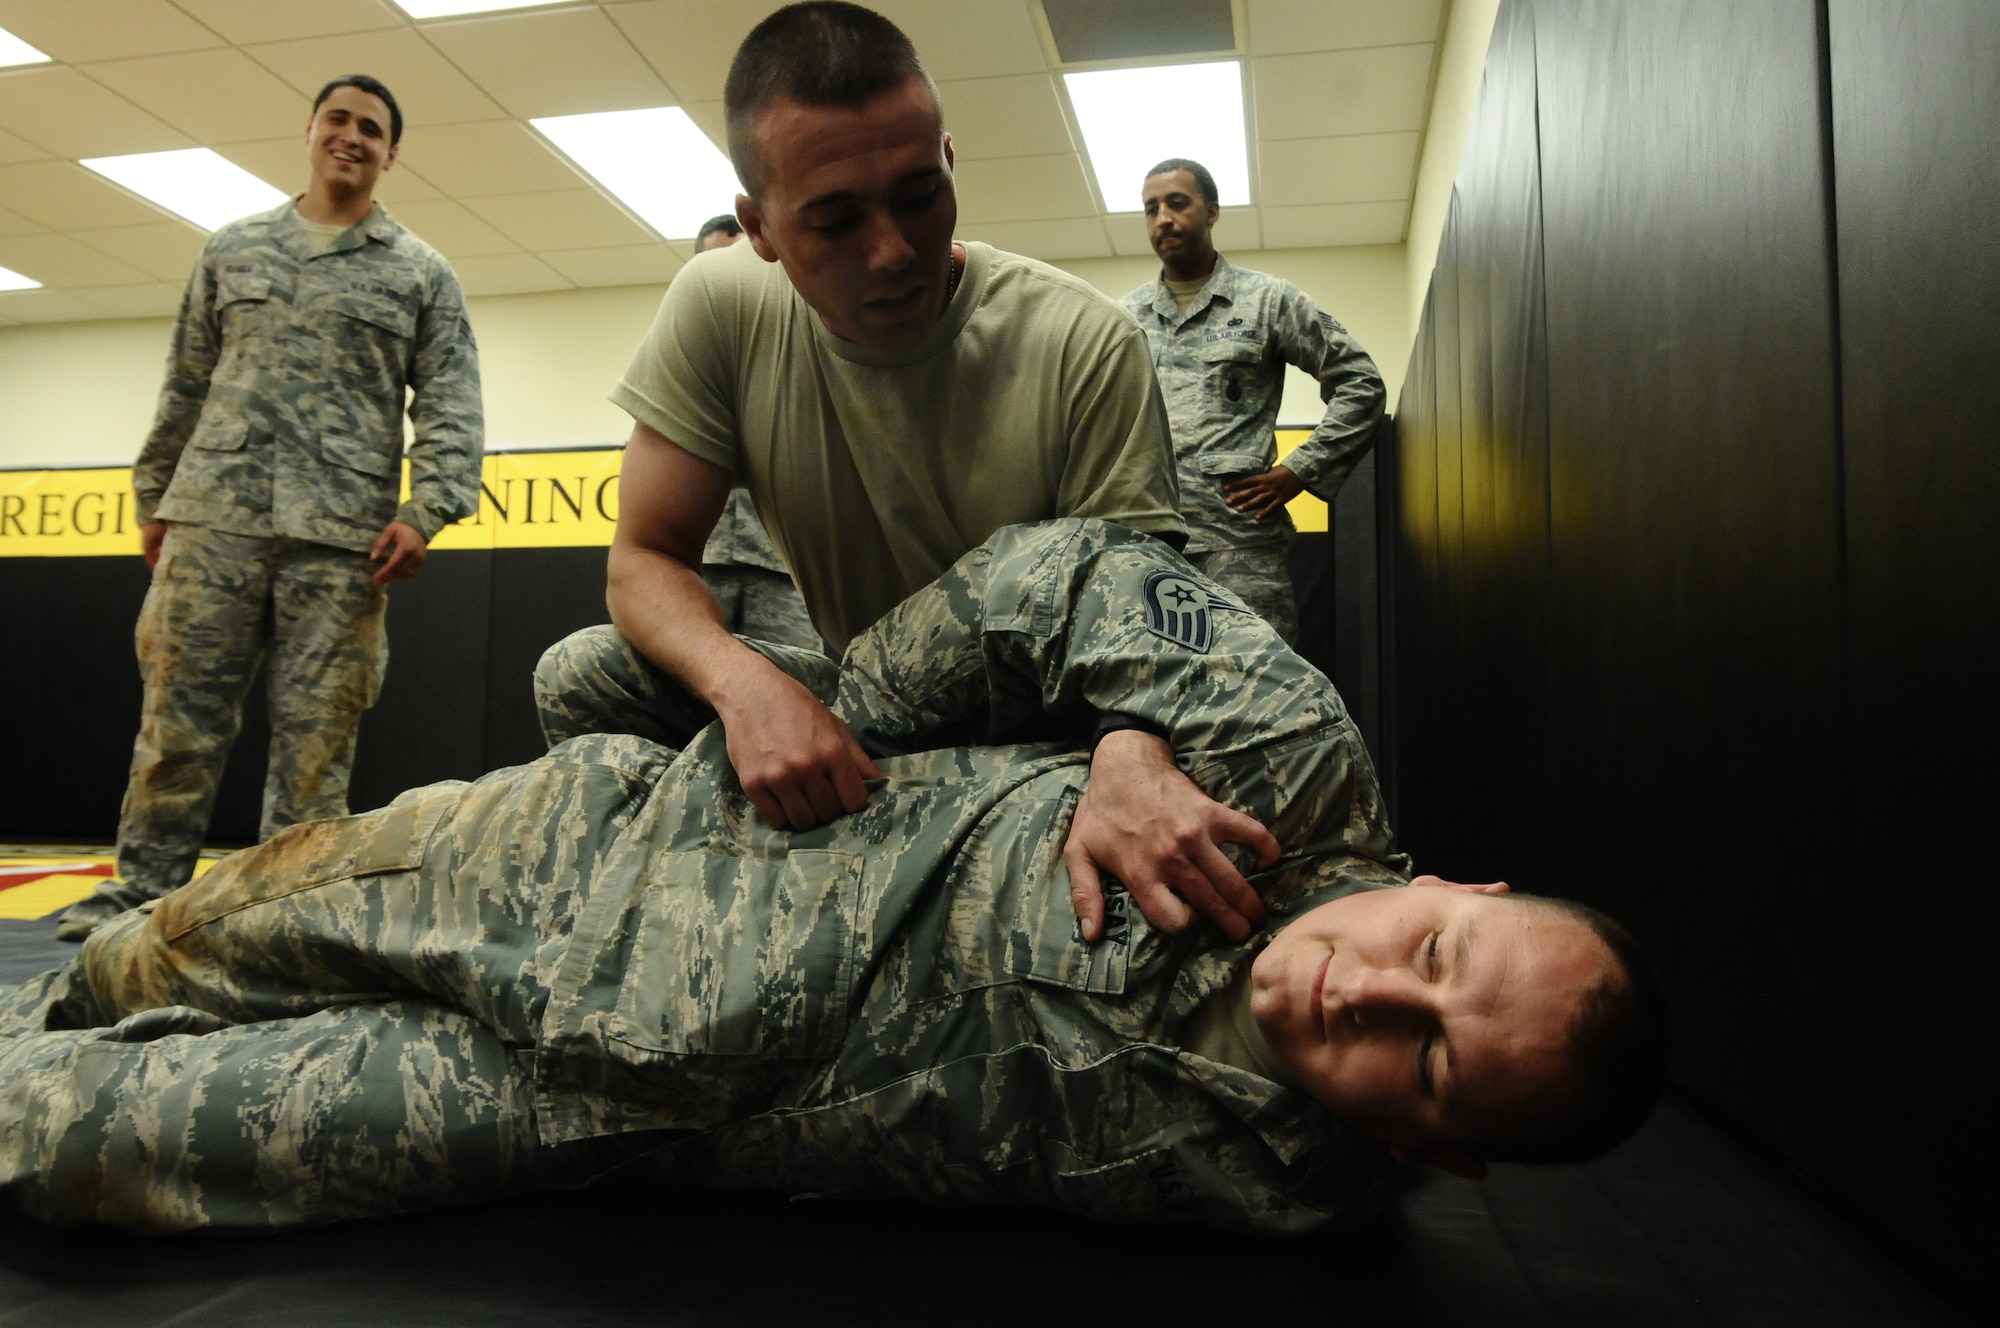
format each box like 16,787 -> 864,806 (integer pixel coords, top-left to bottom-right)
1144,568 -> 1217,653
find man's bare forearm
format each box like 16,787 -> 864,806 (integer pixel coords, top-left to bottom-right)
606,539 -> 782,712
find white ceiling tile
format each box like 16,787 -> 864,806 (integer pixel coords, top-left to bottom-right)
868,0 -> 1046,80
0,203 -> 42,236
460,188 -> 654,250
210,136 -> 312,192
1259,199 -> 1407,248
1217,204 -> 1263,251
369,159 -> 443,202
679,99 -> 727,148
1246,0 -> 1444,56
450,251 -> 571,297
0,125 -> 48,163
72,221 -> 206,281
0,0 -> 223,62
80,48 -> 314,144
0,159 -> 175,229
538,242 -> 683,288
0,287 -> 105,321
395,119 -> 584,195
954,153 -> 1095,224
1108,213 -> 1154,257
1252,44 -> 1434,140
936,74 -> 1072,161
0,231 -> 156,286
601,0 -> 756,105
171,0 -> 404,45
0,66 -> 192,158
383,198 -> 521,257
243,28 -> 508,128
418,8 -> 675,119
71,280 -> 184,317
963,216 -> 1110,261
1257,131 -> 1417,206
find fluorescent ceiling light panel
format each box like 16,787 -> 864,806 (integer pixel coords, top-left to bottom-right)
0,25 -> 53,67
1064,61 -> 1251,212
0,264 -> 42,292
532,108 -> 742,241
394,0 -> 572,17
81,149 -> 289,233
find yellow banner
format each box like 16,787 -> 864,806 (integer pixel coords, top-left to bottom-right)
1274,429 -> 1328,533
1,436 -> 1324,558
0,449 -> 626,558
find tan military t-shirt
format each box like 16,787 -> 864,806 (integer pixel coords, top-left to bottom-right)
611,240 -> 1185,651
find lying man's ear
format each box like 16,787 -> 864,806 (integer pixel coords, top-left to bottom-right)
1390,1144 -> 1490,1180
1408,874 -> 1510,896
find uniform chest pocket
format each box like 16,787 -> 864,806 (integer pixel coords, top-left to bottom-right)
1199,332 -> 1266,409
922,789 -> 1153,1000
216,273 -> 271,307
332,289 -> 418,343
610,848 -> 863,1060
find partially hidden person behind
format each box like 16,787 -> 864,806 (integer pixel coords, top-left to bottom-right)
686,213 -> 822,654
0,519 -> 1670,1236
56,74 -> 483,942
536,4 -> 1285,954
1120,157 -> 1384,644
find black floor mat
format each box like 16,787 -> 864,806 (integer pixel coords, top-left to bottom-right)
0,1092 -> 1970,1327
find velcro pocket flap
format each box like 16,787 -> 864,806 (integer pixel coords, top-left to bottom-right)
319,432 -> 398,477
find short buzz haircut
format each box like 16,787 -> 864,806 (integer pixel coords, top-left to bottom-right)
1147,157 -> 1219,207
313,75 -> 403,146
1475,894 -> 1672,1165
696,214 -> 744,248
723,2 -> 940,197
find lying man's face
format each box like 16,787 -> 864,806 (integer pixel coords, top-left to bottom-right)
1251,878 -> 1614,1177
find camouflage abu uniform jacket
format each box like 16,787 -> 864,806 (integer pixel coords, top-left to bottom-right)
1120,256 -> 1384,553
534,518 -> 1411,1234
132,200 -> 483,552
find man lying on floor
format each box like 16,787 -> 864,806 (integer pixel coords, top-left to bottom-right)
0,520 -> 1668,1236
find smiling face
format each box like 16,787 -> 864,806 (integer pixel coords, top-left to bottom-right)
1250,878 -> 1614,1172
736,74 -> 957,354
1142,168 -> 1218,280
304,83 -> 396,201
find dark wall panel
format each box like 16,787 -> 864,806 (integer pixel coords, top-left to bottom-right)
1399,0 -> 1998,1301
1829,0 -> 2000,1291
479,546 -> 614,771
1533,0 -> 1854,1170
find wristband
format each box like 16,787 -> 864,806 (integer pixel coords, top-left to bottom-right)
1092,710 -> 1169,751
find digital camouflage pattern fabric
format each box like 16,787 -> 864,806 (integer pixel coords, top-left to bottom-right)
1186,545 -> 1298,646
2,520 -> 1409,1236
1120,255 -> 1384,556
133,200 -> 483,552
110,525 -> 389,904
702,490 -> 821,651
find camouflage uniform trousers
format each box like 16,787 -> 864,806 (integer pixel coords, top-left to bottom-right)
1185,543 -> 1299,646
534,624 -> 830,750
100,524 -> 389,909
1,733 -> 667,1233
701,562 -> 824,652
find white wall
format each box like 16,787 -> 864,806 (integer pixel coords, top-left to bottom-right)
0,241 -> 1408,470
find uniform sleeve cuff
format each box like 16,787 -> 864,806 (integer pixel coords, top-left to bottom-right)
396,501 -> 448,541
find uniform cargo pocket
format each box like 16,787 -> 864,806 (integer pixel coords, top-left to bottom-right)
187,417 -> 250,452
333,290 -> 418,341
610,849 -> 862,1060
318,432 -> 398,477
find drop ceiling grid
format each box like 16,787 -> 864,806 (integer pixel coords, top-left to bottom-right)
0,0 -> 1439,323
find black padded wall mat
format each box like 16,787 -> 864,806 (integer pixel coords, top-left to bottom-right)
1398,0 -> 1999,1302
1827,0 -> 2000,1286
1,528 -> 1360,843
